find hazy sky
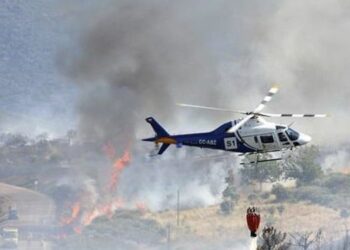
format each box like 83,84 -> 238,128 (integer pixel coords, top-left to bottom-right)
1,0 -> 349,147
0,0 -> 79,136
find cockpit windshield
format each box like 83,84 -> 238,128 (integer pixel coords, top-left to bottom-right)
286,128 -> 299,141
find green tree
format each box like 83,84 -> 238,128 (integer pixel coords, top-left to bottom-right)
283,146 -> 323,185
271,184 -> 289,202
220,169 -> 239,215
240,154 -> 283,191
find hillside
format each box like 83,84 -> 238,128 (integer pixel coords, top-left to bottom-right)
147,197 -> 346,244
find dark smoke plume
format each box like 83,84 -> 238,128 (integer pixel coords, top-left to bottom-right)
60,0 -> 224,151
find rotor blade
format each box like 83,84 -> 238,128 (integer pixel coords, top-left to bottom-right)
259,113 -> 328,118
228,114 -> 254,133
176,103 -> 246,114
253,86 -> 279,113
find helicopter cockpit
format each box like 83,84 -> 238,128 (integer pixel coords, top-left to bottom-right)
276,126 -> 311,148
285,128 -> 299,141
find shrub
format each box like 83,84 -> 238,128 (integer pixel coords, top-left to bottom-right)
271,184 -> 289,202
260,192 -> 270,200
222,186 -> 239,202
248,193 -> 258,202
277,205 -> 285,215
220,200 -> 233,215
283,145 -> 323,185
291,186 -> 332,205
267,206 -> 276,216
322,173 -> 350,193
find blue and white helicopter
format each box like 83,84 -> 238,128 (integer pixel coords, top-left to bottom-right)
143,86 -> 327,163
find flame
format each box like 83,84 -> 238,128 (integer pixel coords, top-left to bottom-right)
60,146 -> 133,234
109,150 -> 131,191
71,202 -> 81,219
82,198 -> 123,226
74,227 -> 82,234
61,202 -> 81,225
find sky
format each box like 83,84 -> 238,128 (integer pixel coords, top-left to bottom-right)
1,0 -> 349,148
0,0 -> 82,136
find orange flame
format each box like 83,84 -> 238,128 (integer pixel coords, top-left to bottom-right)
61,202 -> 81,225
61,146 -> 132,233
109,150 -> 131,191
74,227 -> 82,234
82,198 -> 123,226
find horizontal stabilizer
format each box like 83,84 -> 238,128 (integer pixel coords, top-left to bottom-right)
158,144 -> 170,155
142,137 -> 156,142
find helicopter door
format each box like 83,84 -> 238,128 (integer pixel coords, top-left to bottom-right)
277,131 -> 290,148
241,135 -> 263,151
259,133 -> 279,151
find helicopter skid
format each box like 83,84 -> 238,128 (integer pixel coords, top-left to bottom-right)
239,157 -> 282,165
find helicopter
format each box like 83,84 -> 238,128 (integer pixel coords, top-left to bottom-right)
142,86 -> 327,163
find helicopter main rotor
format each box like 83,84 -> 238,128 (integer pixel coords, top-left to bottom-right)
177,85 -> 328,134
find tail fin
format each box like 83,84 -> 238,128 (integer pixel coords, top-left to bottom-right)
145,117 -> 169,137
143,117 -> 171,155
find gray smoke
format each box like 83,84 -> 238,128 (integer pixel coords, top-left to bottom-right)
58,0 -> 245,212
58,0 -> 350,212
250,0 -> 350,146
119,148 -> 234,211
64,0 -> 350,147
60,0 -> 227,150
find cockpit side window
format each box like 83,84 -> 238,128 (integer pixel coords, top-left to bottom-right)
260,135 -> 274,143
278,132 -> 288,142
286,128 -> 299,141
276,125 -> 287,130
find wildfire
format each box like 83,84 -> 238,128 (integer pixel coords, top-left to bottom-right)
60,146 -> 135,235
61,202 -> 81,225
74,227 -> 82,234
82,198 -> 123,226
108,150 -> 131,192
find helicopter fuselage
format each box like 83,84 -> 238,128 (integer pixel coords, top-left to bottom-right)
143,117 -> 311,155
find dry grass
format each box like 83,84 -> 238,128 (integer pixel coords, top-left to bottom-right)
145,198 -> 346,242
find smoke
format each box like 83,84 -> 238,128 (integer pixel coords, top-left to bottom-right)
59,0 -> 226,149
322,148 -> 350,171
251,0 -> 350,145
58,0 -> 350,215
57,0 -> 243,212
60,0 -> 350,146
118,148 -> 232,211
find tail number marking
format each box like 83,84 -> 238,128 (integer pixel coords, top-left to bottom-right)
224,137 -> 237,150
199,139 -> 217,145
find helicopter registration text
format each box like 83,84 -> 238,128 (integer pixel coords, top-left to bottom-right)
224,137 -> 237,150
199,139 -> 217,145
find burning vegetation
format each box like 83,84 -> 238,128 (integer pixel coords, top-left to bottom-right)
60,145 -> 134,234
